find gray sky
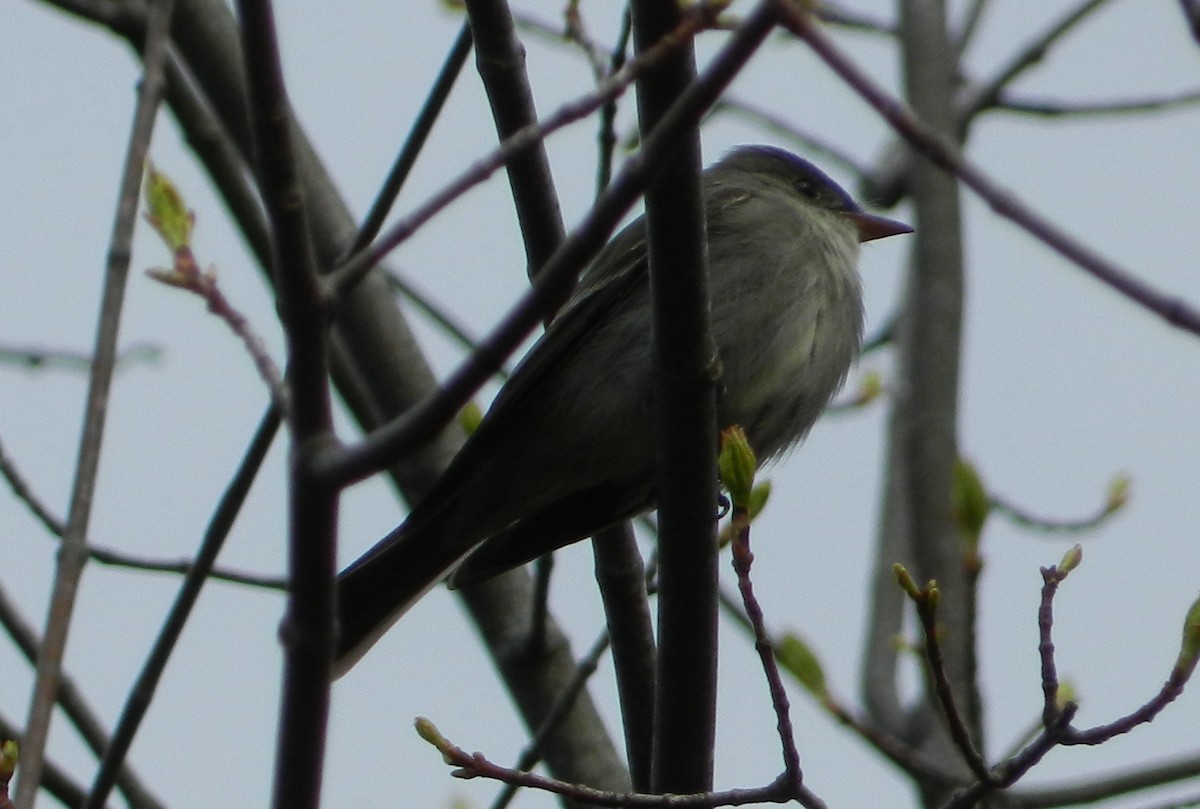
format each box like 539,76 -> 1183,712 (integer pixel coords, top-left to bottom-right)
2,1 -> 1199,807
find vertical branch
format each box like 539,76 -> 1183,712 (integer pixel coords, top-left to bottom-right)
592,524 -> 656,790
463,0 -> 567,280
163,0 -> 632,797
895,0 -> 974,799
630,0 -> 716,794
235,3 -> 336,809
13,2 -> 175,805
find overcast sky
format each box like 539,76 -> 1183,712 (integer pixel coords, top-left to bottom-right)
2,2 -> 1199,808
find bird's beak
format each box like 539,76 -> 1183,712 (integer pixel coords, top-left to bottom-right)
846,211 -> 913,243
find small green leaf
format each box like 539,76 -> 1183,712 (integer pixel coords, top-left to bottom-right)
893,563 -> 921,599
718,425 -> 757,510
143,163 -> 194,251
414,716 -> 455,763
952,457 -> 990,546
0,739 -> 16,779
777,633 -> 828,699
1176,594 -> 1200,679
854,370 -> 883,404
1056,679 -> 1078,710
1105,474 -> 1131,514
458,401 -> 484,436
1058,544 -> 1083,575
746,481 -> 771,521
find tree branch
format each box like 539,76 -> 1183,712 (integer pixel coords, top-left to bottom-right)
14,2 -> 174,803
235,3 -> 337,809
779,2 -> 1200,337
464,0 -> 566,281
82,407 -> 281,808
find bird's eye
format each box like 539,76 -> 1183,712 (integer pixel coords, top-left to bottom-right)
793,178 -> 816,197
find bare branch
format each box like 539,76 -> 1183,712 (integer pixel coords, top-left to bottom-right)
954,0 -> 990,54
997,88 -> 1200,117
778,1 -> 1200,338
320,0 -> 755,489
0,584 -> 166,809
0,713 -> 90,809
593,523 -> 656,791
1018,753 -> 1200,808
235,2 -> 338,809
416,717 -> 826,809
1180,0 -> 1200,45
486,631 -> 615,809
0,342 -> 162,373
813,2 -> 897,35
728,492 -> 804,792
324,2 -> 724,300
900,574 -> 992,783
349,22 -> 473,256
991,475 -> 1128,535
465,0 -> 566,281
82,407 -> 282,808
2,430 -> 282,589
631,0 -> 720,791
958,0 -> 1114,123
15,1 -> 174,803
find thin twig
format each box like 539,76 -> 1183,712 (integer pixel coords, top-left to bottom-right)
0,435 -> 68,540
349,21 -> 473,256
998,88 -> 1200,117
511,7 -> 609,72
717,588 -> 960,786
940,707 -> 1077,809
82,407 -> 282,809
465,0 -> 566,281
812,2 -> 896,35
324,1 -> 724,300
85,546 -> 285,589
419,717 -> 816,809
14,2 -> 174,804
596,6 -> 632,196
1,430 -> 282,588
0,584 -> 166,809
958,0 -> 1112,122
954,0 -> 989,54
563,0 -> 613,81
383,270 -> 498,365
1018,752 -> 1200,808
1179,0 -> 1200,45
486,631 -> 615,809
0,341 -> 162,373
777,0 -> 1200,337
0,712 -> 88,809
909,584 -> 993,783
1037,562 -> 1070,726
729,518 -> 803,790
145,233 -> 287,409
991,491 -> 1122,535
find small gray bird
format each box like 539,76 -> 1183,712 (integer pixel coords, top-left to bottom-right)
335,145 -> 911,674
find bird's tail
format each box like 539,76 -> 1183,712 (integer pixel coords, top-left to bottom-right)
333,524 -> 464,678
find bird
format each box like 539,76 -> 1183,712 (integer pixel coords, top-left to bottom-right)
334,145 -> 911,675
